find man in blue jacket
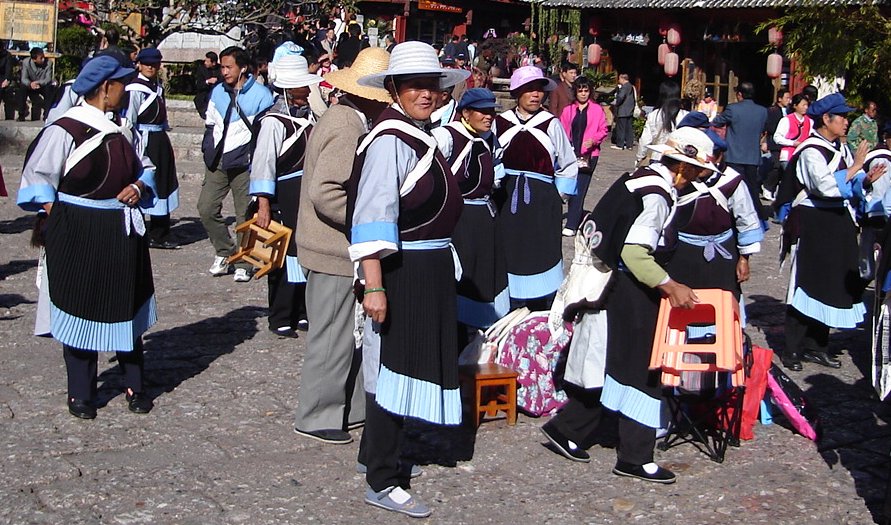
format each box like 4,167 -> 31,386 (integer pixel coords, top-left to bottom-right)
713,82 -> 769,220
198,46 -> 274,282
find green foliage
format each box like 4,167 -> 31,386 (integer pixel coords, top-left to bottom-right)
583,69 -> 617,90
57,25 -> 95,57
55,55 -> 83,82
633,116 -> 645,139
759,6 -> 891,102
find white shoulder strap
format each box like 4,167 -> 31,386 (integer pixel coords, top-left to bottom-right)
497,110 -> 556,159
444,121 -> 490,176
268,114 -> 313,160
357,119 -> 439,197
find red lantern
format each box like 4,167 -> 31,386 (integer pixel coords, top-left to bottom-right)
588,43 -> 602,65
768,27 -> 783,46
658,43 -> 670,66
667,25 -> 681,46
664,52 -> 679,77
767,53 -> 783,79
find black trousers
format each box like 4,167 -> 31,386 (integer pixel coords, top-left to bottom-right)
565,160 -> 597,231
550,387 -> 656,465
358,393 -> 409,492
267,267 -> 307,330
784,306 -> 830,359
18,85 -> 54,120
615,117 -> 634,149
63,341 -> 145,401
0,86 -> 15,119
763,151 -> 782,193
148,214 -> 171,242
728,162 -> 769,221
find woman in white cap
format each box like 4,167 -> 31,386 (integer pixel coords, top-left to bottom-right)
431,87 -> 508,335
347,41 -> 469,518
495,65 -> 578,311
125,47 -> 179,249
541,127 -> 713,484
17,55 -> 157,419
249,54 -> 322,338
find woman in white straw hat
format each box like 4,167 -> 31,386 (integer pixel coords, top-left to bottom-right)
495,65 -> 578,311
293,47 -> 392,445
346,41 -> 468,518
249,54 -> 321,337
541,126 -> 714,484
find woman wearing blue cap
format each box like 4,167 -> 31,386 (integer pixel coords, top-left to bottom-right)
125,47 -> 179,249
779,93 -> 885,371
431,87 -> 509,333
17,55 -> 158,418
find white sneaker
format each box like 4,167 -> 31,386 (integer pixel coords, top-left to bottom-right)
562,228 -> 575,237
760,187 -> 775,202
208,256 -> 229,276
233,268 -> 251,282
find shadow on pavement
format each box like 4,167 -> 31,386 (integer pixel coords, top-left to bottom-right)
0,259 -> 37,281
746,294 -> 787,352
0,293 -> 35,309
169,216 -> 209,247
0,215 -> 34,235
95,305 -> 264,407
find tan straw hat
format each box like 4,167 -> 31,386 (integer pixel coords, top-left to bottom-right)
324,48 -> 392,103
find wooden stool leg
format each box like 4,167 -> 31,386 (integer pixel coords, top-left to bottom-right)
507,379 -> 517,425
474,380 -> 482,427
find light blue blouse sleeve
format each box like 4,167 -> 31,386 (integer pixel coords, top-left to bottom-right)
17,126 -> 74,211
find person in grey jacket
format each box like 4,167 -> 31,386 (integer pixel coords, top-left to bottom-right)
613,73 -> 636,150
18,48 -> 55,121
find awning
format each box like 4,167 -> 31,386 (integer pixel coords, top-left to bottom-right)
526,0 -> 887,8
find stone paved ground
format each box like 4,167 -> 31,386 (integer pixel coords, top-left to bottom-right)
1,125 -> 890,524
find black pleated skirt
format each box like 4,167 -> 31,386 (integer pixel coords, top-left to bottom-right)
453,203 -> 507,302
276,176 -> 302,258
795,206 -> 863,309
144,131 -> 178,206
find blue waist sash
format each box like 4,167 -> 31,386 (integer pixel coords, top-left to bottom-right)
278,170 -> 304,182
401,238 -> 451,251
137,123 -> 165,132
678,228 -> 734,261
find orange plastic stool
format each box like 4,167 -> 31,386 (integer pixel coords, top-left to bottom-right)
649,289 -> 745,387
459,363 -> 518,427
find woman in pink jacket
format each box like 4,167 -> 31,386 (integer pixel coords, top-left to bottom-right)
559,76 -> 609,236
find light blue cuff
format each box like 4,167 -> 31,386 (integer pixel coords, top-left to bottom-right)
137,169 -> 158,208
249,179 -> 276,197
555,176 -> 577,196
493,162 -> 506,184
17,184 -> 57,212
834,169 -> 860,199
737,228 -> 764,246
351,221 -> 399,244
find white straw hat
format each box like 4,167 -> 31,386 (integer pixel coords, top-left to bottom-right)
272,55 -> 322,89
648,127 -> 718,172
357,41 -> 469,90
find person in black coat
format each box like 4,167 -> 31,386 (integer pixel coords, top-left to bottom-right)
194,52 -> 222,119
0,41 -> 15,120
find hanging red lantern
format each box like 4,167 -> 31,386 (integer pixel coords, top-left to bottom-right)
768,27 -> 783,47
658,43 -> 670,65
766,53 -> 783,79
667,25 -> 681,46
588,43 -> 602,65
664,52 -> 679,77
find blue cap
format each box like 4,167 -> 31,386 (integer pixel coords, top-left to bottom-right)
440,55 -> 456,66
136,47 -> 162,64
705,129 -> 727,152
457,88 -> 497,110
807,93 -> 855,118
678,111 -> 710,130
72,55 -> 135,95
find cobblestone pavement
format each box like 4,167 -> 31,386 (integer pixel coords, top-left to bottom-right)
1,134 -> 890,524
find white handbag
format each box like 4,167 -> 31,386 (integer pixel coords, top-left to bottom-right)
458,307 -> 531,365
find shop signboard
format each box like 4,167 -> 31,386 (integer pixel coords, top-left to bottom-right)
0,0 -> 56,42
418,0 -> 462,14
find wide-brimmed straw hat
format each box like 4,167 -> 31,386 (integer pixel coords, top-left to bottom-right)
271,55 -> 322,89
357,41 -> 469,91
324,47 -> 392,103
648,127 -> 718,172
509,66 -> 557,94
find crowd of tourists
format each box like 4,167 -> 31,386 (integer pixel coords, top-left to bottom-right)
12,28 -> 891,519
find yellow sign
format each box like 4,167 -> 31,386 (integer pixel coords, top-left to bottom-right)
0,1 -> 56,42
418,0 -> 462,13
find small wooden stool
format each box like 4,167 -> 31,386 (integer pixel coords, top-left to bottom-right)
226,214 -> 292,279
460,363 -> 518,427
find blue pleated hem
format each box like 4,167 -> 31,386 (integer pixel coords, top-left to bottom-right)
50,296 -> 157,352
457,287 -> 510,328
143,189 -> 180,215
790,287 -> 866,329
285,255 -> 307,283
686,324 -> 716,340
507,260 -> 564,300
600,374 -> 662,428
375,364 -> 462,425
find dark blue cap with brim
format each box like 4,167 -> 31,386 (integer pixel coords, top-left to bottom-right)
457,87 -> 497,110
806,92 -> 855,118
136,47 -> 162,63
72,55 -> 136,95
678,111 -> 710,130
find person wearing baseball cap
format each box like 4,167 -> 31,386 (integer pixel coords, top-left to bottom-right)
17,53 -> 158,419
542,126 -> 715,485
431,87 -> 508,333
778,92 -> 885,371
125,47 -> 180,250
495,65 -> 577,312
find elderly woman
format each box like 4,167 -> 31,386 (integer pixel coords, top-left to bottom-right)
17,56 -> 157,419
495,65 -> 578,311
780,94 -> 884,371
542,127 -> 714,484
559,75 -> 608,236
432,87 -> 508,333
348,41 -> 469,518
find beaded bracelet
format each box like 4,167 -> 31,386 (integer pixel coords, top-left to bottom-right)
364,287 -> 386,296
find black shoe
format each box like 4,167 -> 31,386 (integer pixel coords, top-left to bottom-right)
612,461 -> 677,484
801,350 -> 841,369
540,421 -> 590,462
781,354 -> 803,372
126,392 -> 154,414
270,326 -> 299,338
149,239 -> 179,249
68,398 -> 97,419
294,427 -> 353,444
295,319 -> 309,332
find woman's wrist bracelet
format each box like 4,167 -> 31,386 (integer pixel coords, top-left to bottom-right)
364,287 -> 386,295
129,183 -> 142,198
